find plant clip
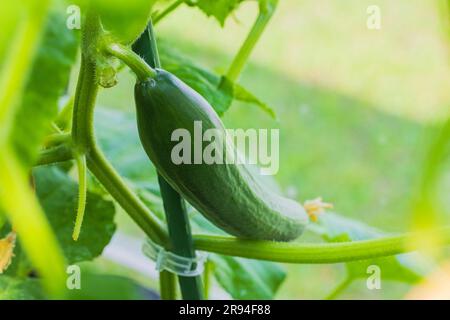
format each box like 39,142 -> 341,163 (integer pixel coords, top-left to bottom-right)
142,238 -> 208,277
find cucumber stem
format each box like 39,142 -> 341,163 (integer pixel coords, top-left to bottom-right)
193,227 -> 450,264
43,132 -> 71,149
104,43 -> 157,81
159,270 -> 178,299
71,11 -> 169,245
72,153 -> 87,241
36,144 -> 73,166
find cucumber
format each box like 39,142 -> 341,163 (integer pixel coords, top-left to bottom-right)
134,69 -> 308,241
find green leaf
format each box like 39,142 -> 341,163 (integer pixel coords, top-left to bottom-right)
0,276 -> 45,300
158,41 -> 275,117
311,213 -> 426,283
187,0 -> 244,26
91,0 -> 155,44
210,255 -> 285,300
66,269 -> 154,300
0,3 -> 21,63
159,42 -> 232,115
33,166 -> 116,264
11,9 -> 78,168
233,82 -> 276,119
0,270 -> 155,300
95,108 -> 157,182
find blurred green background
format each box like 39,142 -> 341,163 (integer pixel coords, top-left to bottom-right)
94,0 -> 450,299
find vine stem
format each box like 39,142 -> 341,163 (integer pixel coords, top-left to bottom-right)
71,12 -> 168,245
193,227 -> 450,264
153,0 -> 185,25
72,153 -> 87,241
36,144 -> 73,166
104,43 -> 157,81
224,0 -> 278,82
43,132 -> 71,148
159,270 -> 178,300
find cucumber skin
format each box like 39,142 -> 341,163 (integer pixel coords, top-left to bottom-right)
134,69 -> 308,241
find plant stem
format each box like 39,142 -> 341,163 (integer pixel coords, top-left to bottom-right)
203,259 -> 214,299
71,12 -> 168,245
36,144 -> 73,166
224,1 -> 277,82
153,0 -> 185,25
43,132 -> 71,148
193,227 -> 450,264
71,56 -> 98,154
158,175 -> 204,300
133,21 -> 204,300
55,95 -> 75,131
104,43 -> 157,81
72,154 -> 87,241
159,270 -> 178,300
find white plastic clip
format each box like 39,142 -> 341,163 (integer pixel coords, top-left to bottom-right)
142,238 -> 208,277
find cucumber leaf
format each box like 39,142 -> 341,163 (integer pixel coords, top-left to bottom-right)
33,166 -> 116,264
76,0 -> 155,44
186,0 -> 244,26
11,8 -> 78,168
158,41 -> 275,117
0,270 -> 155,300
209,254 -> 286,300
0,276 -> 45,300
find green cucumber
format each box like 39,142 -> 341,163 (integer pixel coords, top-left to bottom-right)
134,69 -> 308,241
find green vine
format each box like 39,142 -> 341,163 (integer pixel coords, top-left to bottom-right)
193,227 -> 450,263
72,153 -> 87,241
71,12 -> 168,245
224,0 -> 278,82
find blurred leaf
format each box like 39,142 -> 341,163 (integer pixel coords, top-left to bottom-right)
0,269 -> 157,300
95,108 -> 157,182
0,3 -> 21,63
33,166 -> 116,264
234,83 -> 276,119
159,41 -> 275,117
0,276 -> 45,300
67,269 -> 156,300
311,213 -> 426,283
210,255 -> 286,300
89,0 -> 155,44
11,9 -> 78,168
187,0 -> 244,26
